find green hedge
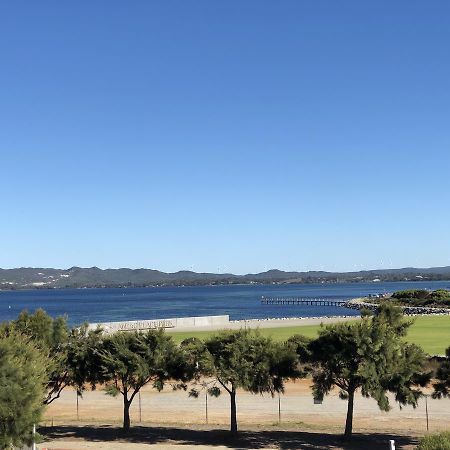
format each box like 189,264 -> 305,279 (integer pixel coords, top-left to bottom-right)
417,432 -> 450,449
392,289 -> 430,300
389,289 -> 450,308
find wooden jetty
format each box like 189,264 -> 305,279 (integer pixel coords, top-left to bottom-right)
260,296 -> 348,306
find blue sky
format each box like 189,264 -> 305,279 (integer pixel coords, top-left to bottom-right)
1,1 -> 449,274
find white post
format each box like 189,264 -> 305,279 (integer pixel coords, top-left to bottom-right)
389,439 -> 395,450
32,423 -> 36,450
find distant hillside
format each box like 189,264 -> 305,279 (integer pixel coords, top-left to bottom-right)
1,266 -> 450,290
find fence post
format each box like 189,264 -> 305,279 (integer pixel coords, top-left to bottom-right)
205,390 -> 208,424
278,393 -> 281,424
32,423 -> 36,450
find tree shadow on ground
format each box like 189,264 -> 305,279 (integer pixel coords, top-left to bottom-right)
40,425 -> 418,449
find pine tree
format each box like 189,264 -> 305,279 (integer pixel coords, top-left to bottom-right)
96,330 -> 189,431
433,346 -> 450,399
197,329 -> 299,434
2,309 -> 102,404
0,335 -> 46,449
309,304 -> 429,438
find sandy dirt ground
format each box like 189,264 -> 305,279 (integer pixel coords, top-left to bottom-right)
39,379 -> 450,449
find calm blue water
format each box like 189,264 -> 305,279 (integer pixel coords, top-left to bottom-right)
1,281 -> 449,326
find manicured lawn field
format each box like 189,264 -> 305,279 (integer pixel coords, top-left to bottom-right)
170,324 -> 323,344
171,315 -> 450,355
407,315 -> 450,355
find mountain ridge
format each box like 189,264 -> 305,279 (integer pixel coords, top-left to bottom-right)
1,266 -> 450,290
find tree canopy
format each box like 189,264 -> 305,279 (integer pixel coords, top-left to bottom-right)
1,309 -> 102,404
193,329 -> 299,433
96,329 -> 189,430
0,334 -> 47,449
309,304 -> 429,438
433,346 -> 450,399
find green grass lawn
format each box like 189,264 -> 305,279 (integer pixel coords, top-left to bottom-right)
406,315 -> 450,355
170,324 -> 323,344
170,315 -> 450,355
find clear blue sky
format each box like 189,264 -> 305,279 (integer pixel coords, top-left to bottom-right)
1,1 -> 449,274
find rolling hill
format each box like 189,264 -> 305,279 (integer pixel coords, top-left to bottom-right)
1,266 -> 450,290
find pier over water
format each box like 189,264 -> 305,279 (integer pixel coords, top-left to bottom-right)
261,296 -> 348,306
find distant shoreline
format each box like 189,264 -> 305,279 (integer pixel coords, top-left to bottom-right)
2,266 -> 450,291
2,278 -> 450,292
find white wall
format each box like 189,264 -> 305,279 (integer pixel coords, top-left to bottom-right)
88,315 -> 229,334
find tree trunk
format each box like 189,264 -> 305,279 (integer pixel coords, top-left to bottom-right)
230,388 -> 237,434
344,389 -> 355,438
123,398 -> 131,431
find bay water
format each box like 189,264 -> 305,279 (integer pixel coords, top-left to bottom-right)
1,280 -> 449,326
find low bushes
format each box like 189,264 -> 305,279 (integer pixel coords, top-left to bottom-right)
390,289 -> 450,308
417,432 -> 450,450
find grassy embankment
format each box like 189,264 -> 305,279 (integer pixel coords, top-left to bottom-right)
171,315 -> 450,355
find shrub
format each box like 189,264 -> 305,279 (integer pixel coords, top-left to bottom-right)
0,335 -> 47,449
430,289 -> 450,301
392,289 -> 429,300
416,432 -> 450,449
390,289 -> 450,308
410,298 -> 433,307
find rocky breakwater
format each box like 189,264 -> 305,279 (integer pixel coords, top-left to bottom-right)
345,298 -> 450,315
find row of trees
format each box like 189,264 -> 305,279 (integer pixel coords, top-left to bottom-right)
1,305 -> 450,448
